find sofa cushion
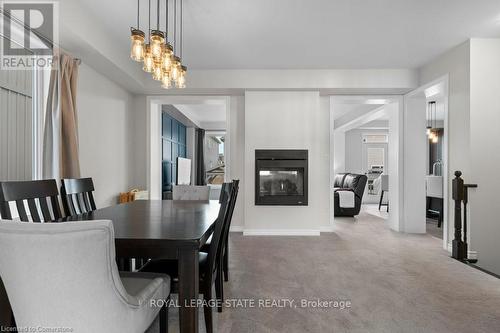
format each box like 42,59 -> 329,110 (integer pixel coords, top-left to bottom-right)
343,174 -> 360,190
333,173 -> 347,188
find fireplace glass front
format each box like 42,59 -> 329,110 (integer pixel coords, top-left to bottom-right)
259,169 -> 304,197
255,150 -> 308,205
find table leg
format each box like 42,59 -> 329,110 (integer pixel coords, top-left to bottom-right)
178,248 -> 199,333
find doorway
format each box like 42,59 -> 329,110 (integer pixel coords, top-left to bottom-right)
147,96 -> 231,200
404,76 -> 449,247
329,96 -> 403,232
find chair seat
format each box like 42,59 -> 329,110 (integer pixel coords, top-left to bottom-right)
120,271 -> 170,304
140,253 -> 209,281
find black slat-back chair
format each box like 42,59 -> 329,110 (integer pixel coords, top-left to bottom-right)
61,178 -> 97,216
140,181 -> 235,333
218,180 -> 239,299
0,180 -> 62,222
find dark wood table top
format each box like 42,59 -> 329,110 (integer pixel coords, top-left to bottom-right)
58,200 -> 220,244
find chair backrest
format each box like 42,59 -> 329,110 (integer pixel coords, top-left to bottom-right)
0,220 -> 142,331
381,174 -> 389,191
205,183 -> 234,279
218,183 -> 228,203
219,180 -> 239,255
61,178 -> 97,216
0,180 -> 62,222
172,185 -> 210,200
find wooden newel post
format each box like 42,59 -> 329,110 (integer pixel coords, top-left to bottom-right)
452,171 -> 466,260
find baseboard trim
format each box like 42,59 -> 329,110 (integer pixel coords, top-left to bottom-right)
229,226 -> 244,232
446,243 -> 478,260
243,229 -> 321,236
319,225 -> 335,233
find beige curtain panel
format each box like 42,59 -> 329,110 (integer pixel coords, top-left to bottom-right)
43,52 -> 81,179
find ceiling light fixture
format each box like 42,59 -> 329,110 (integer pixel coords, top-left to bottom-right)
427,101 -> 439,143
131,0 -> 187,88
130,0 -> 145,61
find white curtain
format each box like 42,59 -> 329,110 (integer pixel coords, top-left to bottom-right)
43,51 -> 81,179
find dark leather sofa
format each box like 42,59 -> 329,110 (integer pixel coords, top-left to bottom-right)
334,173 -> 368,217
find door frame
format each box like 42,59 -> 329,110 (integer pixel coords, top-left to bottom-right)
404,75 -> 449,249
146,96 -> 231,199
329,95 -> 404,231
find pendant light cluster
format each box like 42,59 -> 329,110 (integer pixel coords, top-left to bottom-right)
426,101 -> 438,143
130,0 -> 186,89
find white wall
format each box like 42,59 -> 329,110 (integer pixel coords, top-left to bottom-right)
402,95 -> 427,233
387,101 -> 404,232
419,41 -> 470,243
244,91 -> 330,234
344,129 -> 389,174
78,63 -> 138,207
344,128 -> 389,204
469,39 -> 500,274
333,131 -> 345,176
228,96 -> 245,230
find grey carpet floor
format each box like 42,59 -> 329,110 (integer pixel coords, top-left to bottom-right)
162,210 -> 500,333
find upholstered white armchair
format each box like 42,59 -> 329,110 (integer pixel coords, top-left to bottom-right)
172,185 -> 210,200
0,220 -> 170,333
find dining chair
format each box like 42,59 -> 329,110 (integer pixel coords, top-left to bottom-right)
201,180 -> 239,311
0,179 -> 62,222
172,185 -> 210,200
139,183 -> 235,333
0,219 -> 170,333
61,177 -> 97,216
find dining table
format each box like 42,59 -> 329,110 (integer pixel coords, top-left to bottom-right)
59,199 -> 221,333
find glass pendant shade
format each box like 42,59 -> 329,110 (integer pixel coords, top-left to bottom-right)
161,70 -> 172,89
161,43 -> 174,72
142,45 -> 154,73
171,56 -> 181,80
176,65 -> 187,88
150,30 -> 165,60
152,61 -> 163,81
130,29 -> 145,61
432,135 -> 439,143
426,127 -> 431,136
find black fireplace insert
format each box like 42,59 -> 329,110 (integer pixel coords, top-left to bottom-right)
255,150 -> 308,206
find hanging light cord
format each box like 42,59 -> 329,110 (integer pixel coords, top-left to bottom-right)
148,0 -> 151,36
137,0 -> 140,29
183,0 -> 184,58
157,0 -> 160,30
165,0 -> 168,39
173,0 -> 177,54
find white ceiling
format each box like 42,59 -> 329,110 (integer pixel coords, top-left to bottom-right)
333,104 -> 381,120
174,104 -> 226,124
77,0 -> 500,70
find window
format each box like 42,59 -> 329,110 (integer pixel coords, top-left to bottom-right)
0,36 -> 38,181
366,147 -> 385,170
204,133 -> 225,185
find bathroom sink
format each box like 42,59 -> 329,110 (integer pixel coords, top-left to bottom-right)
426,175 -> 443,198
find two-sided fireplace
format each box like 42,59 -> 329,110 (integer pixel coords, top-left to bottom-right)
255,150 -> 308,206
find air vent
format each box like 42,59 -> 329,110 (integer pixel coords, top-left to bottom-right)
362,134 -> 388,144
